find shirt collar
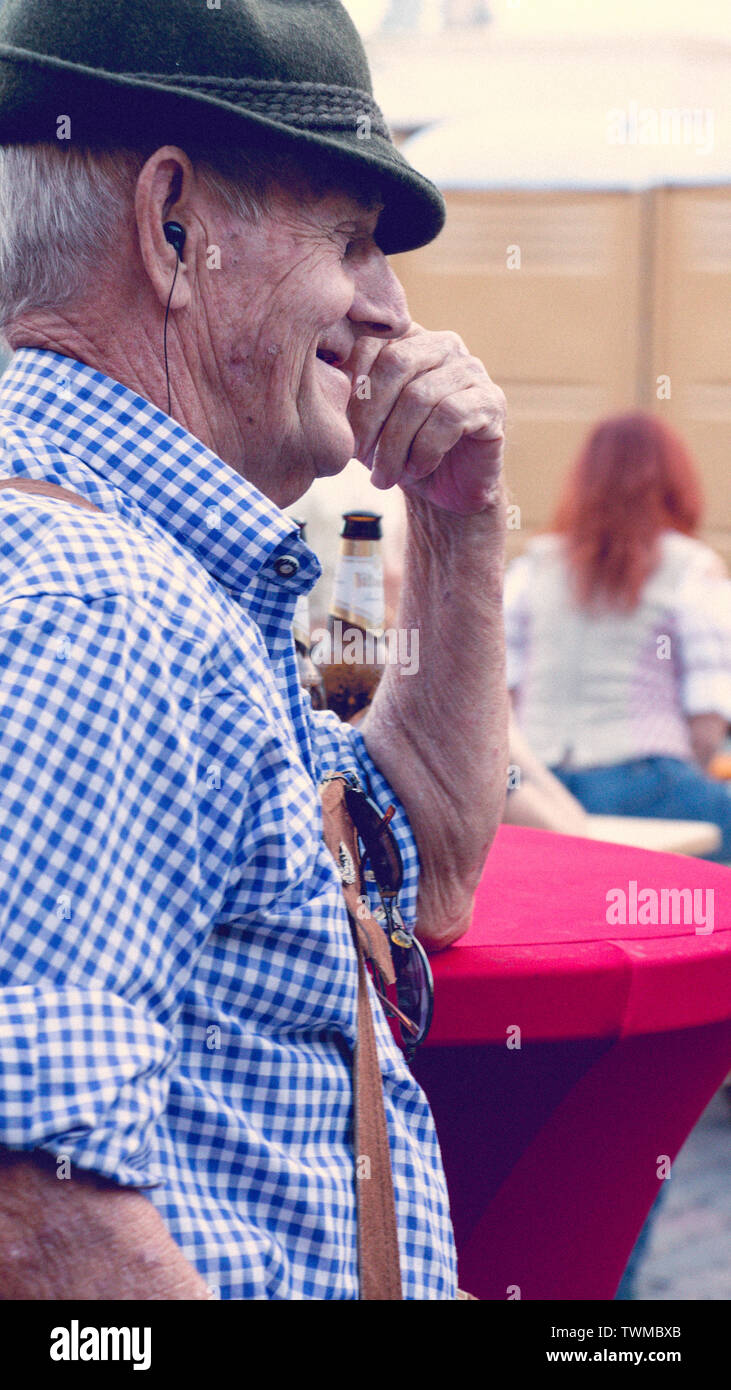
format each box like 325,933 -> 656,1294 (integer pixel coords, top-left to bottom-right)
0,348 -> 321,598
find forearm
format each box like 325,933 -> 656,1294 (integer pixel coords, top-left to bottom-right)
687,712 -> 728,769
0,1149 -> 210,1299
506,713 -> 589,833
362,488 -> 509,949
502,780 -> 589,835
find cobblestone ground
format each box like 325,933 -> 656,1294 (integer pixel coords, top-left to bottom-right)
636,1087 -> 731,1301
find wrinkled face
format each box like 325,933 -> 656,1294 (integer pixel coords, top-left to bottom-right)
198,184 -> 410,506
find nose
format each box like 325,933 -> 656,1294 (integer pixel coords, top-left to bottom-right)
347,247 -> 411,342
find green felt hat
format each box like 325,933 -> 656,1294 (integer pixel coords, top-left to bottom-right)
0,0 -> 445,256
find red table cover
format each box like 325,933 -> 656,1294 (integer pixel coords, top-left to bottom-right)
427,825 -> 731,1042
415,826 -> 731,1299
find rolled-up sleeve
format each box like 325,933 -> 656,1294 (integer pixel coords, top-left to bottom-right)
0,988 -> 176,1185
675,573 -> 731,721
304,708 -> 420,930
0,591 -> 208,1185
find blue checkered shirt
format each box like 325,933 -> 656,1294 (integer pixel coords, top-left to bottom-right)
0,349 -> 457,1300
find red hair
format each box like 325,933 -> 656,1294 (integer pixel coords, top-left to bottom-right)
550,412 -> 704,611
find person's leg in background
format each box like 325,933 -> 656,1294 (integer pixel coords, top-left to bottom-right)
551,756 -> 731,863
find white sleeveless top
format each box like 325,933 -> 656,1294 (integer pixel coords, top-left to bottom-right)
504,531 -> 731,770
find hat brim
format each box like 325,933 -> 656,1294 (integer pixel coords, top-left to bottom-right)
0,43 -> 445,255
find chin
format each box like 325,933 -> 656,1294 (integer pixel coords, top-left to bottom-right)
270,401 -> 354,507
274,452 -> 350,510
306,417 -> 356,482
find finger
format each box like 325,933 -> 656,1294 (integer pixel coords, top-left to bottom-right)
348,330 -> 469,467
368,359 -> 487,488
345,319 -> 424,390
401,386 -> 504,482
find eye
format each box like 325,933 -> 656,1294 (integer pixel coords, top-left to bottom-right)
334,227 -> 377,264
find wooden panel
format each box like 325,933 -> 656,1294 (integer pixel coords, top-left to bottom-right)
392,189 -> 644,541
651,187 -> 731,557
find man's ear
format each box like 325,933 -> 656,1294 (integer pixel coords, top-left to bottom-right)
135,146 -> 201,311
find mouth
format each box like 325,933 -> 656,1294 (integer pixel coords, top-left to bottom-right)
316,346 -> 349,372
315,344 -> 353,398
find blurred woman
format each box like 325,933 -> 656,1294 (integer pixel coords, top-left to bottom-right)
504,412 -> 731,860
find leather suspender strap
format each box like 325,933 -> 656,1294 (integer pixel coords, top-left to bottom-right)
351,918 -> 404,1299
320,776 -> 403,1300
0,480 -> 404,1300
0,478 -> 104,513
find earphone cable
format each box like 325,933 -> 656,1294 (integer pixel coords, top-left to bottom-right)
163,256 -> 180,418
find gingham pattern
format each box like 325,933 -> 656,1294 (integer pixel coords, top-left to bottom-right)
504,531 -> 731,770
0,349 -> 457,1300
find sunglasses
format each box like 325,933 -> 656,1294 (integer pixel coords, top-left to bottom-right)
341,771 -> 434,1062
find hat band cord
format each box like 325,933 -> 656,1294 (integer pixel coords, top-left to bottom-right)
130,71 -> 391,138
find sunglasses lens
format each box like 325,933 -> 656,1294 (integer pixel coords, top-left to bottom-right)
340,774 -> 431,1057
391,936 -> 434,1050
344,784 -> 403,895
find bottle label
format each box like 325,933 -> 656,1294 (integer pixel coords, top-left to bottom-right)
331,550 -> 385,632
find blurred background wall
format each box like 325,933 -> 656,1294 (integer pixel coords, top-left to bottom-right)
391,184 -> 730,568
294,0 -> 730,612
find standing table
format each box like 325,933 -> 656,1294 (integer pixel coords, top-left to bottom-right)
414,825 -> 731,1300
586,813 -> 721,857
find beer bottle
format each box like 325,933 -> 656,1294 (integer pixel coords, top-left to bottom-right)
292,520 -> 326,710
324,512 -> 385,722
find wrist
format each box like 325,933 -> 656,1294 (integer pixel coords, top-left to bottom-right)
403,481 -> 507,540
403,484 -> 507,600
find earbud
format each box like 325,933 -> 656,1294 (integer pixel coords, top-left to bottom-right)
162,222 -> 186,417
163,221 -> 186,259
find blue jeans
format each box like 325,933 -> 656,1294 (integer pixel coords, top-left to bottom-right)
550,756 -> 731,862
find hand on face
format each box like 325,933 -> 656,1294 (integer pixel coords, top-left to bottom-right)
150,152 -> 504,515
346,324 -> 506,515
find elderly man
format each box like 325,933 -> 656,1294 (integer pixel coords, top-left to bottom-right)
0,0 -> 507,1300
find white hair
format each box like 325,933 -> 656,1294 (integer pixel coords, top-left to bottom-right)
0,142 -> 271,333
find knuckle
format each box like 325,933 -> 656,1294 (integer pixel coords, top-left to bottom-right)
440,329 -> 467,353
479,382 -> 507,420
378,341 -> 412,376
432,395 -> 463,427
402,378 -> 433,411
480,412 -> 503,439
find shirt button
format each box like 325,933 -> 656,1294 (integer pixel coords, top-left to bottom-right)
274,554 -> 299,579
